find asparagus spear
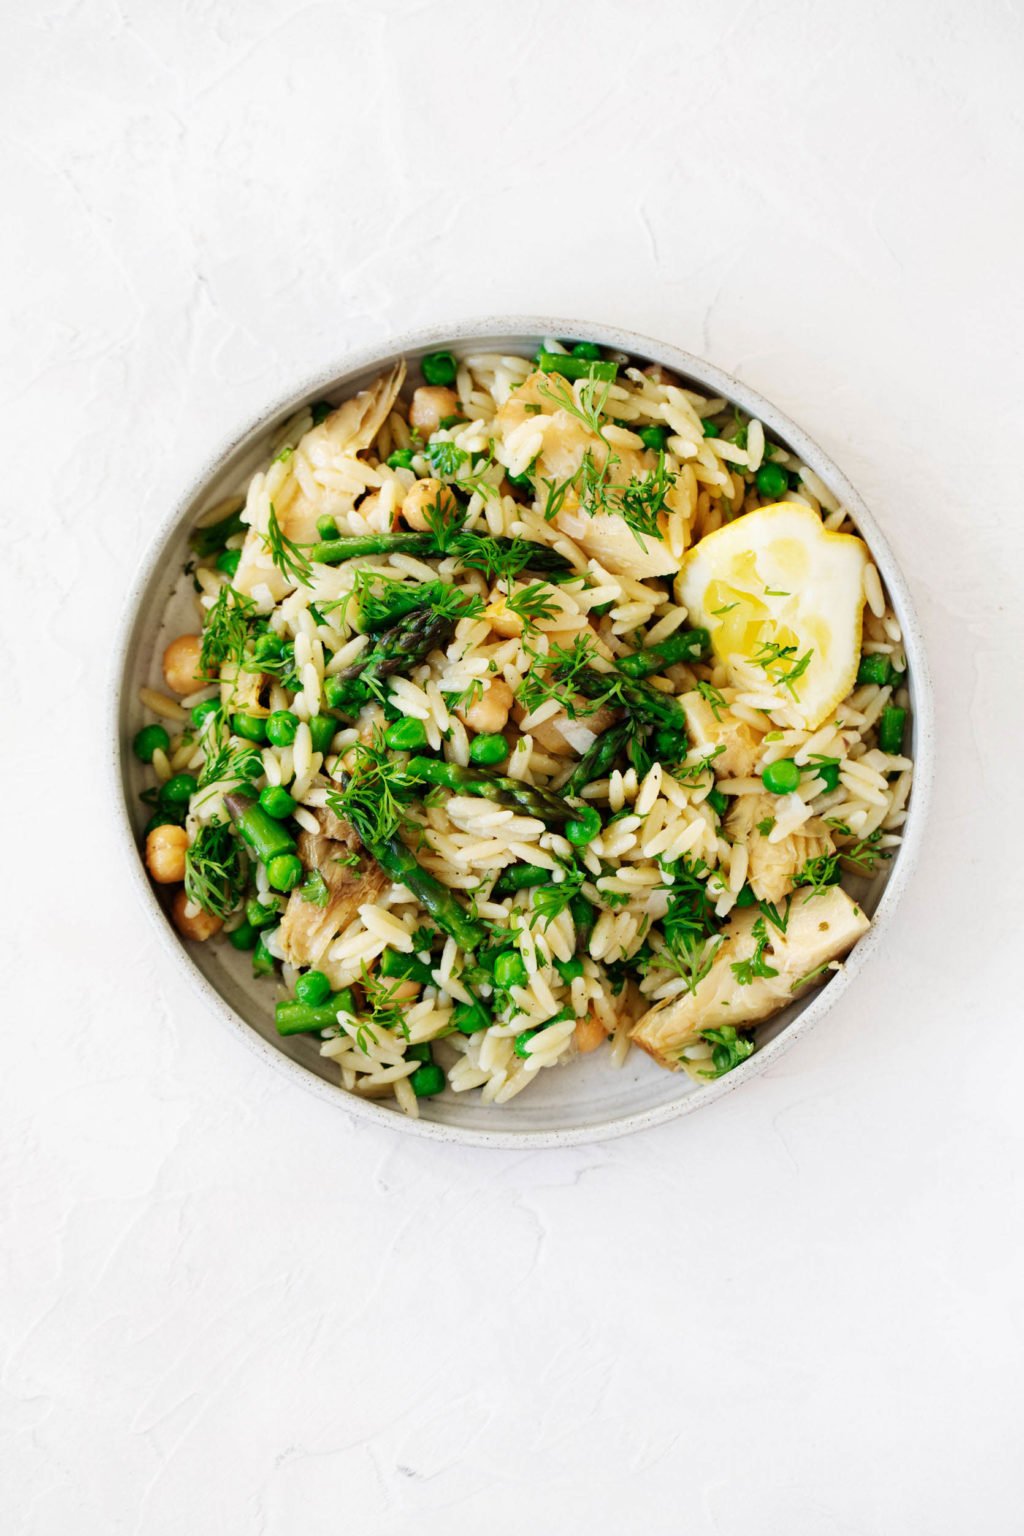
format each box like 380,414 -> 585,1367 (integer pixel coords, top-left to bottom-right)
224,793 -> 297,863
323,607 -> 457,713
275,992 -> 355,1036
616,627 -> 711,679
407,756 -> 574,828
563,720 -> 633,797
307,530 -> 572,574
492,862 -> 551,896
371,833 -> 487,951
571,666 -> 690,731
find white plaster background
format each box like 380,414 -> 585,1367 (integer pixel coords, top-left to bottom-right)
4,2 -> 1024,1532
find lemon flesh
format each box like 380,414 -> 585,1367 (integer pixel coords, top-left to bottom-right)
678,502 -> 868,730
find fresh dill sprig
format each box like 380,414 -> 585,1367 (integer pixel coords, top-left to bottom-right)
537,370 -> 613,441
530,863 -> 585,929
541,472 -> 577,522
696,680 -> 728,721
199,585 -> 257,675
608,451 -> 676,544
505,582 -> 560,633
325,732 -> 418,848
753,640 -> 814,698
793,853 -> 841,899
183,822 -> 247,919
262,504 -> 313,587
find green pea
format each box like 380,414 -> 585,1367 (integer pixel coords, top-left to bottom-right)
308,714 -> 336,754
228,920 -> 259,951
571,341 -> 602,360
734,884 -> 757,908
159,773 -> 197,808
702,419 -> 720,438
638,425 -> 668,452
386,448 -> 416,470
706,787 -> 728,817
295,969 -> 331,1005
878,705 -> 906,755
421,350 -> 458,386
267,853 -> 303,892
384,716 -> 429,752
316,515 -> 337,540
566,805 -> 601,846
494,951 -> 527,989
761,758 -> 801,795
453,999 -> 491,1035
252,934 -> 276,976
410,1061 -> 446,1096
406,1042 -> 433,1063
468,732 -> 508,766
215,548 -> 241,578
506,468 -> 533,492
259,785 -> 297,819
233,713 -> 268,744
190,698 -> 220,728
253,631 -> 285,662
755,462 -> 789,499
265,710 -> 299,747
809,760 -> 841,793
513,1029 -> 538,1059
133,724 -> 170,763
554,955 -> 584,983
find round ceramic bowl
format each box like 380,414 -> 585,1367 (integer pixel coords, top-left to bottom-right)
111,318 -> 934,1147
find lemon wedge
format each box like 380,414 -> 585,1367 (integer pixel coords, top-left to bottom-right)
678,502 -> 868,730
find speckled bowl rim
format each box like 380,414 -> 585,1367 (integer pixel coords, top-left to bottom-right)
109,316 -> 935,1148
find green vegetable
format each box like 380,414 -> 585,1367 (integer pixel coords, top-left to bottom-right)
652,726 -> 688,763
386,448 -> 416,470
190,699 -> 220,728
878,706 -> 906,755
380,948 -> 434,985
493,862 -> 549,896
159,773 -> 198,808
807,757 -> 841,793
468,732 -> 508,767
564,721 -> 632,797
316,515 -> 337,540
566,804 -> 601,846
755,462 -> 789,499
310,400 -> 333,426
513,1029 -> 538,1058
698,1024 -> 755,1078
571,341 -> 602,361
734,884 -> 757,908
761,758 -> 801,795
384,716 -> 429,752
706,787 -> 728,817
265,710 -> 299,747
506,467 -> 534,492
295,969 -> 332,1006
308,529 -> 572,577
190,506 -> 245,557
554,955 -> 584,983
252,934 -> 276,976
571,893 -> 596,941
228,920 -> 258,951
267,853 -> 303,891
143,811 -> 181,835
453,999 -> 491,1035
308,714 -> 336,754
493,951 -> 527,988
224,792 -> 298,864
421,350 -> 458,386
406,1042 -> 432,1063
215,548 -> 241,577
275,996 -> 348,1035
246,897 -> 279,929
702,420 -> 720,438
410,1062 -> 446,1096
324,607 -> 461,716
232,713 -> 268,744
537,350 -> 617,382
407,756 -> 573,828
371,833 -> 486,951
638,425 -> 668,451
133,724 -> 170,763
259,785 -> 297,819
616,627 -> 710,679
857,653 -> 895,686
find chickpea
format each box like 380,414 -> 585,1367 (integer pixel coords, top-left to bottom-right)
146,823 -> 189,884
162,634 -> 205,695
410,385 -> 458,438
391,980 -> 422,1004
400,478 -> 458,532
456,676 -> 513,736
574,1010 -> 607,1055
171,887 -> 222,942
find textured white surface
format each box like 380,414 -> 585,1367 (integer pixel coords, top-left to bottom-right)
4,2 -> 1024,1531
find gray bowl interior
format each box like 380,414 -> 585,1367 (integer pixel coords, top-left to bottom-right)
113,320 -> 933,1146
